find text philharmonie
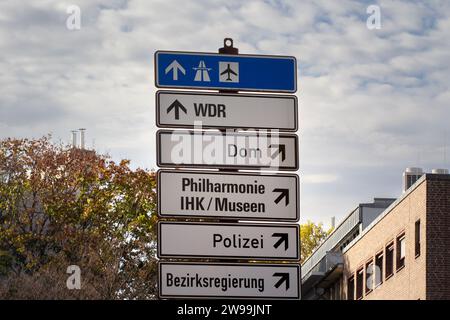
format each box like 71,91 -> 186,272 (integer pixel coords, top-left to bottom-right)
181,178 -> 266,195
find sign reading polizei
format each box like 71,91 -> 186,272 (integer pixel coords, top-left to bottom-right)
156,90 -> 298,131
156,130 -> 299,170
157,221 -> 300,261
159,262 -> 301,300
155,51 -> 297,93
157,170 -> 299,222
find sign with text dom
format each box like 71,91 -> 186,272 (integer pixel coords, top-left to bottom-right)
155,51 -> 297,93
157,170 -> 299,221
157,221 -> 300,261
156,130 -> 299,170
159,262 -> 301,300
156,90 -> 298,131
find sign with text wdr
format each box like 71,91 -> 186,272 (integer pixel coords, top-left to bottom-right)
156,91 -> 298,131
155,51 -> 297,92
159,262 -> 301,300
158,170 -> 299,221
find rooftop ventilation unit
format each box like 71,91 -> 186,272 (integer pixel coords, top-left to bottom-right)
71,130 -> 78,148
79,128 -> 86,150
403,167 -> 423,193
431,168 -> 449,174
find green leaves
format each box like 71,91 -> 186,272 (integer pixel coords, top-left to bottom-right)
0,136 -> 158,299
300,220 -> 333,263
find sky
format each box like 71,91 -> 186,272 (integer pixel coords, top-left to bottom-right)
1,0 -> 449,226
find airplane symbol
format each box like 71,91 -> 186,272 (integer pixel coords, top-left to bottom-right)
193,60 -> 211,82
220,63 -> 238,81
219,62 -> 239,83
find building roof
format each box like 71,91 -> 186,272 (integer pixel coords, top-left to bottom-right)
302,198 -> 395,281
342,173 -> 450,254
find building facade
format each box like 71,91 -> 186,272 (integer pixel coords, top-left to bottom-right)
301,173 -> 450,300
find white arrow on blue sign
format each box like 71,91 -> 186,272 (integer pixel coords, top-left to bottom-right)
155,51 -> 297,93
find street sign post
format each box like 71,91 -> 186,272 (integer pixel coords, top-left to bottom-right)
157,169 -> 299,221
158,262 -> 301,300
156,90 -> 298,131
156,130 -> 299,170
154,40 -> 301,301
155,51 -> 297,93
157,221 -> 300,261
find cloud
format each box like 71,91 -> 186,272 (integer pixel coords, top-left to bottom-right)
302,174 -> 339,184
0,0 -> 449,224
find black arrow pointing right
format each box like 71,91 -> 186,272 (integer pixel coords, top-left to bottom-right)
269,144 -> 286,162
167,99 -> 187,120
272,233 -> 289,250
273,272 -> 290,290
273,188 -> 289,206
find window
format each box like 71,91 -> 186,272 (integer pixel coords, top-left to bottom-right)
334,279 -> 342,300
375,252 -> 383,287
385,242 -> 394,279
347,276 -> 355,300
356,268 -> 364,299
365,260 -> 374,294
326,287 -> 333,300
415,220 -> 421,257
397,233 -> 406,270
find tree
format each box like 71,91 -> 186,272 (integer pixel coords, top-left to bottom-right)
0,136 -> 157,299
300,220 -> 333,263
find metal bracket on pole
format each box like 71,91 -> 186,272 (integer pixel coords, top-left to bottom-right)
219,38 -> 239,55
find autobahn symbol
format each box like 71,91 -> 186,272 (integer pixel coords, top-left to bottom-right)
156,130 -> 299,170
157,170 -> 299,221
156,90 -> 298,131
193,61 -> 211,82
157,221 -> 300,261
158,262 -> 301,300
155,51 -> 297,92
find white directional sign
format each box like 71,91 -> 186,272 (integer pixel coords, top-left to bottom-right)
159,262 -> 301,300
156,130 -> 299,170
158,221 -> 300,261
158,170 -> 299,221
156,91 -> 298,131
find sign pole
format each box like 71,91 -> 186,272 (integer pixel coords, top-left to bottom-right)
218,38 -> 239,223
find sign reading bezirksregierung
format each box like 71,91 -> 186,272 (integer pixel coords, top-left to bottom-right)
159,262 -> 301,300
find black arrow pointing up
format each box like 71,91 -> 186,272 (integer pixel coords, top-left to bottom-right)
273,188 -> 289,206
269,144 -> 286,162
167,99 -> 187,120
272,233 -> 289,250
273,273 -> 290,290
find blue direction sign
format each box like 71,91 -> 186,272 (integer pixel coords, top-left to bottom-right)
155,51 -> 297,93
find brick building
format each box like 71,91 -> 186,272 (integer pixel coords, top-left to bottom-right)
301,172 -> 450,300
